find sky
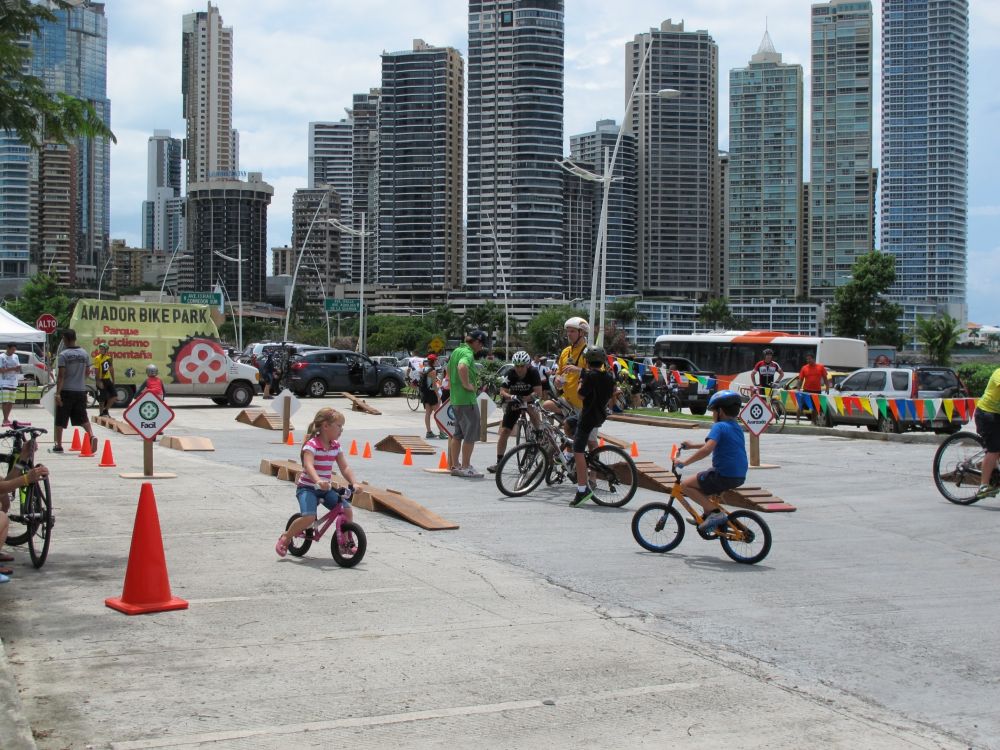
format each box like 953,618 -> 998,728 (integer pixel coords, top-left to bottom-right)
104,1 -> 1000,324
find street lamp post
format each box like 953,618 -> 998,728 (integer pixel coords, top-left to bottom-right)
97,256 -> 117,300
159,236 -> 187,301
483,213 -> 510,355
213,243 -> 244,353
325,215 -> 373,354
557,40 -> 679,345
283,188 -> 334,342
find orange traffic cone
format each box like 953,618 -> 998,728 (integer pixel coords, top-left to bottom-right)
362,442 -> 372,459
438,451 -> 448,470
285,431 -> 295,446
349,439 -> 358,456
79,433 -> 95,457
105,483 -> 189,615
630,441 -> 639,457
403,448 -> 413,466
69,428 -> 82,452
98,440 -> 116,467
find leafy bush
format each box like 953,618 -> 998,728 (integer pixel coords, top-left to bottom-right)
956,363 -> 999,398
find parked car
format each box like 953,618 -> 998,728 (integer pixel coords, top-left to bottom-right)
288,349 -> 406,398
241,342 -> 324,369
16,350 -> 52,385
824,366 -> 969,434
772,370 -> 851,420
642,356 -> 716,415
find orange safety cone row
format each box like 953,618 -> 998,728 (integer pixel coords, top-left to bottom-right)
438,451 -> 448,470
403,448 -> 413,466
630,441 -> 639,458
79,433 -> 95,458
105,483 -> 189,615
285,431 -> 295,446
362,442 -> 372,459
349,439 -> 358,456
69,428 -> 82,453
98,440 -> 116,467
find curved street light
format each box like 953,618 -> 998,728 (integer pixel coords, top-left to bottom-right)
97,256 -> 118,300
212,243 -> 244,353
159,236 -> 187,302
325,215 -> 373,354
283,188 -> 334,342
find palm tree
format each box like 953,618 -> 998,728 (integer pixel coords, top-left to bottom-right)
915,314 -> 962,366
608,297 -> 647,327
698,297 -> 732,329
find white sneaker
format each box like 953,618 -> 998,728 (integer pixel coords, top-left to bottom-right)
460,465 -> 483,479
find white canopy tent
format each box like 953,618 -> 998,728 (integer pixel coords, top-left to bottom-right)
0,307 -> 46,344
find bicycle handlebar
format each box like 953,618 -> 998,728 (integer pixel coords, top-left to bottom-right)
0,422 -> 47,440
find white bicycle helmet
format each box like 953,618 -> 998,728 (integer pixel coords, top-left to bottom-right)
564,316 -> 590,334
146,364 -> 159,376
511,350 -> 531,366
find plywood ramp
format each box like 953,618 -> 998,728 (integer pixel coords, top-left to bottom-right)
160,435 -> 214,451
607,413 -> 701,430
93,415 -> 138,435
375,434 -> 436,455
236,408 -> 263,425
630,460 -> 797,513
340,392 -> 382,415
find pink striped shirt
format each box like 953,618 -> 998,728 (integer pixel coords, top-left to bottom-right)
297,437 -> 341,488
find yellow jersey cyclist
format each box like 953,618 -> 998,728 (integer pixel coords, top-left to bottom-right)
975,365 -> 1000,499
543,316 -> 590,439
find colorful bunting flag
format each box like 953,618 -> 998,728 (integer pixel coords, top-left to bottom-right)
876,398 -> 887,418
889,399 -> 900,420
943,398 -> 954,421
914,400 -> 925,421
834,395 -> 845,415
954,399 -> 967,421
860,397 -> 874,417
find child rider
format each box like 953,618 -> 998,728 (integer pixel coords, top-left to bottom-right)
568,346 -> 615,507
275,407 -> 359,557
677,390 -> 748,533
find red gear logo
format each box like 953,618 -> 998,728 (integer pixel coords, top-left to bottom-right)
171,338 -> 228,384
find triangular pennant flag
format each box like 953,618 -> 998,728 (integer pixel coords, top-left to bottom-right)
796,391 -> 809,409
968,398 -> 977,418
819,394 -> 829,413
869,397 -> 879,418
954,399 -> 967,420
928,399 -> 940,420
889,399 -> 900,420
811,394 -> 821,413
877,397 -> 888,418
834,395 -> 845,415
904,400 -> 917,420
860,397 -> 874,417
706,377 -> 716,389
914,399 -> 925,421
650,366 -> 659,381
943,398 -> 955,421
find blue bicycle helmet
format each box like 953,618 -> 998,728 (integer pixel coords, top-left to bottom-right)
708,390 -> 741,410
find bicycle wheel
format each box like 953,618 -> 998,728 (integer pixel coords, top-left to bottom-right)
496,443 -> 548,497
718,510 -> 772,565
631,502 -> 685,552
26,477 -> 52,569
284,513 -> 313,557
5,482 -> 31,547
768,399 -> 787,433
933,431 -> 987,505
587,445 -> 638,508
405,386 -> 421,412
331,522 -> 367,567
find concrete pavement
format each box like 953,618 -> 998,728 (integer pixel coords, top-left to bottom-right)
0,395 -> 988,749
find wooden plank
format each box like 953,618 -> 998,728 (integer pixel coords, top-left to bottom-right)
236,408 -> 262,425
632,460 -> 797,513
340,392 -> 382,415
597,432 -> 628,449
367,486 -> 458,530
374,434 -> 436,455
160,435 -> 214,451
252,412 -> 292,431
607,413 -> 700,429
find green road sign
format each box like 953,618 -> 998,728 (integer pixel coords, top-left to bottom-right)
180,292 -> 223,305
324,298 -> 361,313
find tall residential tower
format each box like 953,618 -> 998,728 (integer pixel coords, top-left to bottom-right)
142,130 -> 184,253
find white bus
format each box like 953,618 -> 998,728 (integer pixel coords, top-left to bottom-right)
652,331 -> 868,389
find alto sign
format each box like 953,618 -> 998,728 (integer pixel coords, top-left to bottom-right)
36,314 -> 58,334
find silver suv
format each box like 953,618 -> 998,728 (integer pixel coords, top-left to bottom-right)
825,366 -> 969,434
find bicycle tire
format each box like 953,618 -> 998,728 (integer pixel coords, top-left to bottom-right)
331,522 -> 367,567
285,513 -> 313,557
933,431 -> 988,505
26,476 -> 52,568
631,502 -> 685,552
496,443 -> 548,497
587,445 -> 638,508
718,510 -> 772,564
5,483 -> 31,547
769,399 -> 787,433
405,386 -> 421,412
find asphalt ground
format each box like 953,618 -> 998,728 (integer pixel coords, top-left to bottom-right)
0,395 -> 994,749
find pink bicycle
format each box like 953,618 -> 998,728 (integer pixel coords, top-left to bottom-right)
284,487 -> 367,567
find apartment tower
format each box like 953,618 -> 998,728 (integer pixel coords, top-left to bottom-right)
142,130 -> 184,253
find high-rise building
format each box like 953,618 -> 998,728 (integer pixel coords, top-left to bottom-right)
561,162 -> 597,302
308,120 -> 352,195
727,31 -> 804,300
186,173 -> 273,302
26,0 -> 111,282
881,0 -> 968,318
809,0 -> 874,300
142,130 -> 183,252
0,136 -> 32,277
290,187 -> 343,298
378,39 -> 464,290
349,89 -> 381,285
35,143 -> 78,285
182,2 -> 237,186
467,1 -> 565,298
570,120 -> 638,297
714,150 -> 729,298
626,20 -> 718,300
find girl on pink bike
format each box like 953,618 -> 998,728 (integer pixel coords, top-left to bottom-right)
275,407 -> 358,557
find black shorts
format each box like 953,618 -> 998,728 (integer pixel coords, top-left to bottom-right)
567,415 -> 601,453
99,379 -> 116,401
420,390 -> 438,406
55,390 -> 89,428
696,469 -> 745,496
501,402 -> 524,430
975,410 -> 1000,453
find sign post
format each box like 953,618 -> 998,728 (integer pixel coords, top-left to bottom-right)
324,298 -> 361,313
271,388 -> 301,443
121,391 -> 177,479
739,395 -> 779,469
36,313 -> 57,335
180,291 -> 223,306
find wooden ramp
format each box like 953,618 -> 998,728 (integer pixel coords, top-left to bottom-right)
630,460 -> 797,513
258,458 -> 458,530
160,435 -> 214,451
597,432 -> 627,449
236,408 -> 262,425
375,434 -> 436,455
93,415 -> 138,435
340,392 -> 381,415
608,413 -> 701,430
237,409 -> 294,431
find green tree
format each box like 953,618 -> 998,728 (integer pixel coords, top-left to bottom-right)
826,251 -> 905,348
427,304 -> 463,340
1,1 -> 116,150
698,297 -> 732,329
915,314 -> 963,367
462,301 -> 505,343
365,315 -> 434,355
525,305 -> 586,355
6,272 -> 74,328
608,297 -> 647,327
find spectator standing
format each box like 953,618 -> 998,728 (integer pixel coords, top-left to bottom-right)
751,348 -> 784,393
447,330 -> 487,478
0,343 -> 20,426
51,329 -> 98,453
797,352 -> 831,423
92,341 -> 116,416
419,357 -> 442,439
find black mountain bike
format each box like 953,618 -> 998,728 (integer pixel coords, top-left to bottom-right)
2,423 -> 53,568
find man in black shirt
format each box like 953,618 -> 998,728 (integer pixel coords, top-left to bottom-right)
569,347 -> 616,506
487,351 -> 543,473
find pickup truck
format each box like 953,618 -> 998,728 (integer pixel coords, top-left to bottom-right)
644,356 -> 717,415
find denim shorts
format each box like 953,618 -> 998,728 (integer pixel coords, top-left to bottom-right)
296,486 -> 349,516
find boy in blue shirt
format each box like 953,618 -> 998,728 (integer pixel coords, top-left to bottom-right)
678,390 -> 748,533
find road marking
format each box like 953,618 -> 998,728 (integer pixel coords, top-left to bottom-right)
185,586 -> 422,605
110,681 -> 700,749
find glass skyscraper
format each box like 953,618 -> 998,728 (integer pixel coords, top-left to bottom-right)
881,0 -> 968,317
809,1 -> 874,301
728,32 -> 803,300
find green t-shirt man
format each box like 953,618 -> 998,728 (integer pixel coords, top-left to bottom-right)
448,343 -> 478,406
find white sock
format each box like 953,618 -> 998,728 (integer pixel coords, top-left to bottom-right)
577,485 -> 587,492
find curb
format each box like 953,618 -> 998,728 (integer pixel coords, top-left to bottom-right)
0,637 -> 37,750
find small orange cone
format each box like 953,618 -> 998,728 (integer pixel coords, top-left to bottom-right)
438,451 -> 448,470
599,437 -> 606,448
105,483 -> 189,615
630,441 -> 639,457
69,428 -> 82,452
403,448 -> 413,466
286,431 -> 295,446
79,433 -> 95,457
362,442 -> 372,458
98,440 -> 116,467
349,439 -> 358,456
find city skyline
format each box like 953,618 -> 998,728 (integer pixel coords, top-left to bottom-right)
103,1 -> 1000,322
